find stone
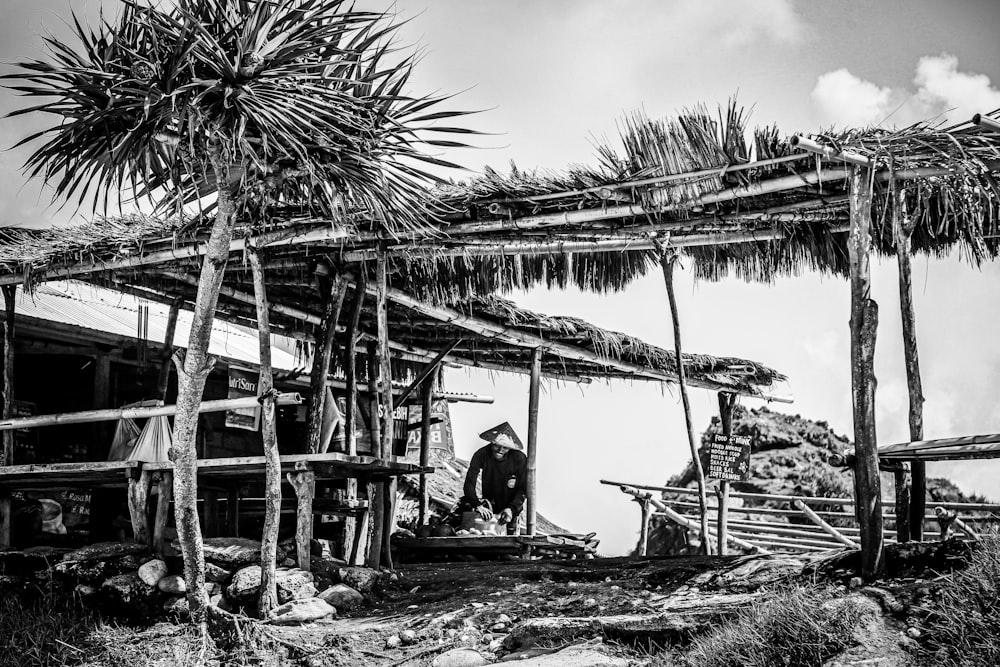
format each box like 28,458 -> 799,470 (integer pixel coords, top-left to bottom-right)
848,577 -> 864,590
281,558 -> 297,568
400,629 -> 417,645
385,635 -> 402,649
54,555 -> 140,587
226,565 -> 262,605
199,537 -> 263,568
906,627 -> 921,639
158,574 -> 187,594
0,546 -> 70,576
310,555 -> 348,580
337,566 -> 379,594
100,573 -> 161,618
138,559 -> 169,587
431,648 -> 489,667
205,562 -> 232,583
317,583 -> 364,610
74,584 -> 99,604
164,595 -> 190,618
267,598 -> 336,625
276,568 -> 316,604
62,542 -> 148,562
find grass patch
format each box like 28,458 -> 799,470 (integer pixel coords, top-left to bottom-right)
654,585 -> 871,667
922,535 -> 1000,666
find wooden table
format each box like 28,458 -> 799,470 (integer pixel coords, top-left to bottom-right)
0,453 -> 430,565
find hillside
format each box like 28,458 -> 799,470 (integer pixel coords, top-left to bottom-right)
648,406 -> 989,555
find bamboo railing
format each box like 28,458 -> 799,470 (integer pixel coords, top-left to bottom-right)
602,480 -> 1000,555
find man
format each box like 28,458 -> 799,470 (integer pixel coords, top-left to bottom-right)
463,422 -> 528,535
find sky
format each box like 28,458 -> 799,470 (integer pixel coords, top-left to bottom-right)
1,1 -> 999,555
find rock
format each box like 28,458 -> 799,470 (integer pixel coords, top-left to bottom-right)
311,555 -> 347,580
0,546 -> 70,576
164,595 -> 190,618
848,576 -> 864,589
74,584 -> 99,604
337,566 -> 379,594
267,598 -> 336,625
205,562 -> 232,583
198,537 -> 263,568
432,648 -> 488,667
490,622 -> 508,633
54,555 -> 141,587
158,574 -> 187,594
138,559 -> 169,587
400,629 -> 417,645
898,635 -> 921,653
100,573 -> 161,618
860,586 -> 905,614
906,627 -> 921,639
503,645 -> 628,666
317,583 -> 364,610
226,565 -> 262,605
62,542 -> 148,562
281,558 -> 296,568
385,635 -> 402,649
503,614 -> 700,652
276,568 -> 316,604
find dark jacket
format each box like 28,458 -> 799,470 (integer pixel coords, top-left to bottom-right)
463,445 -> 528,515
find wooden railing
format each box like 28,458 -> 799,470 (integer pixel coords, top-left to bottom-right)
600,480 -> 1000,555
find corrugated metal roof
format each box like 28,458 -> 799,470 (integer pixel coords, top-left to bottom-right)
14,281 -> 303,372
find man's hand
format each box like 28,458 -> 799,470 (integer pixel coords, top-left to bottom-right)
475,505 -> 494,520
497,508 -> 513,524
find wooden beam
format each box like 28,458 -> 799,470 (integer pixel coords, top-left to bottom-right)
163,270 -> 324,326
793,499 -> 860,549
394,340 -> 463,407
0,393 -> 302,431
526,347 -> 542,537
156,297 -> 183,401
848,166 -> 884,580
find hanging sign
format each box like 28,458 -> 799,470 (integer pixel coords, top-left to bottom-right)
707,433 -> 751,481
405,399 -> 455,458
225,366 -> 261,431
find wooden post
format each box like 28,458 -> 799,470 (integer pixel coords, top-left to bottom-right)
848,165 -> 884,580
90,354 -> 111,461
340,275 -> 366,558
418,377 -> 433,526
157,297 -> 183,402
307,271 -> 347,454
287,469 -> 316,572
638,498 -> 651,557
1,285 -> 15,548
717,392 -> 736,556
365,340 -> 383,569
526,347 -> 542,537
660,251 -> 712,555
127,468 -> 152,547
382,479 -> 396,570
153,471 -> 173,555
375,251 -> 394,459
892,180 -> 926,542
248,247 -> 280,615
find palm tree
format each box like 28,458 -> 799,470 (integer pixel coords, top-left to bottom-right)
7,0 -> 473,622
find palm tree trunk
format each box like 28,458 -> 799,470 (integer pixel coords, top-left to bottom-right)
660,252 -> 712,555
171,145 -> 238,622
248,246 -> 280,616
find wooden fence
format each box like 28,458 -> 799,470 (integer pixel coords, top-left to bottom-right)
600,480 -> 1000,555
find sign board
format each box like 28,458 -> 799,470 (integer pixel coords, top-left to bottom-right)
225,366 -> 260,431
405,399 -> 455,458
707,433 -> 751,481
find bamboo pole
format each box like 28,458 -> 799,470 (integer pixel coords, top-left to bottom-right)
660,252 -> 712,555
418,377 -> 433,526
526,347 -> 542,537
638,498 -> 651,557
307,272 -> 347,454
376,251 -> 393,459
343,273 -> 367,456
891,180 -> 926,542
395,340 -> 462,406
156,297 -> 183,402
165,270 -> 324,326
0,394 -> 302,431
248,248 -> 281,616
0,286 -> 14,548
716,392 -> 735,555
793,499 -> 860,548
365,339 -> 383,570
848,165 -> 884,580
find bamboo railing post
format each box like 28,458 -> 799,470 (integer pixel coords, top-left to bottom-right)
248,247 -> 280,615
891,180 -> 926,542
526,347 -> 542,537
418,377 -> 433,526
660,251 -> 712,555
793,499 -> 860,549
716,392 -> 736,556
307,269 -> 347,454
156,297 -> 183,402
0,286 -> 14,548
848,165 -> 884,580
638,497 -> 651,557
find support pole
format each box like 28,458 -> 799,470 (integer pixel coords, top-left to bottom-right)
637,498 -> 650,557
248,247 -> 280,615
892,179 -> 926,542
660,252 -> 712,555
341,274 -> 366,560
287,469 -> 316,572
1,285 -> 16,548
418,377 -> 433,526
848,166 -> 883,580
526,347 -> 542,537
156,297 -> 183,402
307,271 -> 347,454
716,392 -> 736,556
365,340 -> 383,569
376,250 -> 394,459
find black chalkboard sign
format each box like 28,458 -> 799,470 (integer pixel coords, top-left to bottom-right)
708,433 -> 751,481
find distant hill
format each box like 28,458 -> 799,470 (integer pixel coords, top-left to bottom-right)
646,405 -> 989,555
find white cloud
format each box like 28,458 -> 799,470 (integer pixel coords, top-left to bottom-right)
811,54 -> 1000,129
672,0 -> 807,49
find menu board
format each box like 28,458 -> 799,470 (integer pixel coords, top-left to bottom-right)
707,433 -> 752,482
